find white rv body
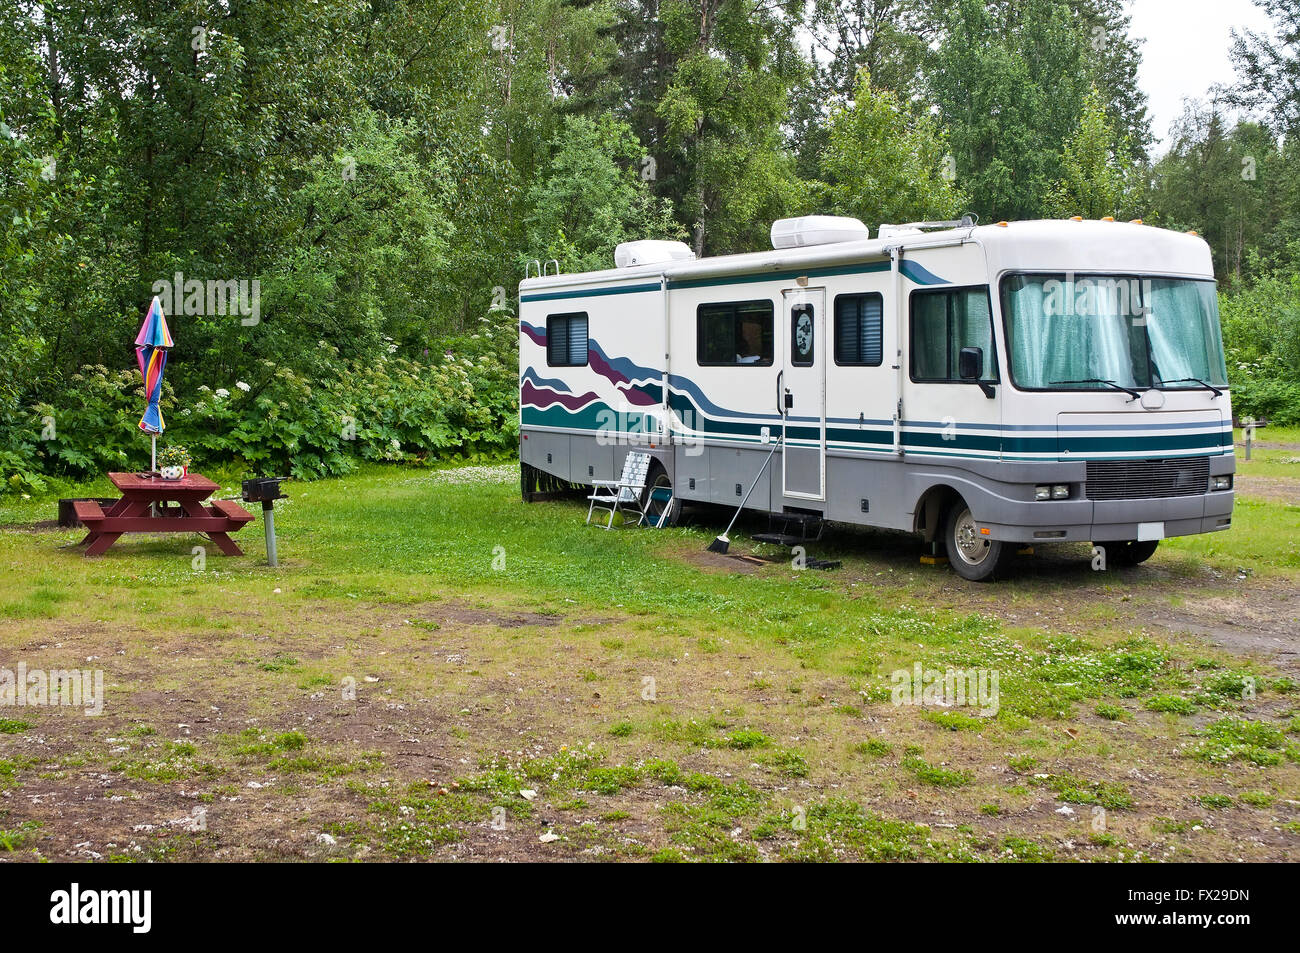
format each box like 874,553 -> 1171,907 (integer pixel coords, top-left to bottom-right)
518,219 -> 1234,567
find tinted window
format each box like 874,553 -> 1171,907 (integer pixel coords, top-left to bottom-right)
546,312 -> 588,367
697,300 -> 774,366
834,293 -> 883,366
910,287 -> 996,382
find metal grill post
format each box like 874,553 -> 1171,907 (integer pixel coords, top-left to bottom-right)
263,501 -> 278,567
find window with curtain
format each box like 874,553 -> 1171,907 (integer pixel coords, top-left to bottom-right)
999,275 -> 1226,390
910,287 -> 997,382
1146,279 -> 1228,387
834,293 -> 883,366
546,312 -> 589,367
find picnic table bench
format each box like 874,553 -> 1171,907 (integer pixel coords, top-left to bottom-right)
76,472 -> 254,557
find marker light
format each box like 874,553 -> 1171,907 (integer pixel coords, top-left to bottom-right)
1101,216 -> 1115,221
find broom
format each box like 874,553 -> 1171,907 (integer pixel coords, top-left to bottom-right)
708,438 -> 781,554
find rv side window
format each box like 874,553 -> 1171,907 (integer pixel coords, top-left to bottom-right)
910,287 -> 997,382
697,300 -> 774,366
546,312 -> 589,367
834,293 -> 884,366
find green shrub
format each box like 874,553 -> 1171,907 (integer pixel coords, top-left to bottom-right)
3,314 -> 519,492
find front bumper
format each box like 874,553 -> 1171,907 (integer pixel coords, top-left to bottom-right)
980,490 -> 1234,544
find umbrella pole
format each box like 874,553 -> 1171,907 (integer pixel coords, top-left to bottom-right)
150,435 -> 157,517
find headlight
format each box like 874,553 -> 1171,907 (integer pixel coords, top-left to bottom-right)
1035,485 -> 1051,501
1051,484 -> 1069,499
1211,475 -> 1233,491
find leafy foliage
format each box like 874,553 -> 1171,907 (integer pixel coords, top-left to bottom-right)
820,72 -> 967,224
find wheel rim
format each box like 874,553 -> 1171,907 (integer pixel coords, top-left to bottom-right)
952,508 -> 991,566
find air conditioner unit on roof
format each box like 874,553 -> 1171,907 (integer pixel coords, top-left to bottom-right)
770,215 -> 870,250
614,240 -> 696,268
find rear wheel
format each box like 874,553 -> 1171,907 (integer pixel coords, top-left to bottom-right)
944,502 -> 1008,582
642,463 -> 680,527
1096,539 -> 1159,567
521,462 -> 538,503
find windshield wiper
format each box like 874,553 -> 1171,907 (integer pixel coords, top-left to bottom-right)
1049,378 -> 1141,401
1161,377 -> 1223,397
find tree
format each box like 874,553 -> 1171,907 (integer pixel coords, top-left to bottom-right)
1229,0 -> 1300,136
820,71 -> 967,226
1151,102 -> 1284,281
656,0 -> 809,255
927,0 -> 1151,222
789,0 -> 952,179
1046,86 -> 1137,219
523,113 -> 683,273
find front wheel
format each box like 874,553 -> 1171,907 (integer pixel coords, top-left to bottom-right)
1096,539 -> 1159,567
944,503 -> 1008,582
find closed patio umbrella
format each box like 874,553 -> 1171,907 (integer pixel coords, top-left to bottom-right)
135,295 -> 174,472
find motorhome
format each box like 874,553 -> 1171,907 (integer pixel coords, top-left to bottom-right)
517,216 -> 1234,580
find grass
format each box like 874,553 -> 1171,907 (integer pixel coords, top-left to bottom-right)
0,458 -> 1298,861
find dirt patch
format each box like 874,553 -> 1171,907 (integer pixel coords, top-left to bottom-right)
1134,583 -> 1300,666
1237,475 -> 1300,505
1245,440 -> 1300,452
674,548 -> 767,574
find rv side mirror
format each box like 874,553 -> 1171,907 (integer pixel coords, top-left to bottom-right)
958,346 -> 984,381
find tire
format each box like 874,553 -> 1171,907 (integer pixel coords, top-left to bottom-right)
642,463 -> 680,528
1096,539 -> 1159,567
521,462 -> 538,503
944,502 -> 1008,582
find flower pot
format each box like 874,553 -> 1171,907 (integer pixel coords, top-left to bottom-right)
160,465 -> 184,480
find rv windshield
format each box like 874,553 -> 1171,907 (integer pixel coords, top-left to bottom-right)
1000,274 -> 1228,392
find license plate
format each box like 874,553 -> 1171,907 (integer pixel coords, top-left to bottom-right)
1137,522 -> 1165,541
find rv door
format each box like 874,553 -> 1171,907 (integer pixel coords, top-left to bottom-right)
780,286 -> 827,502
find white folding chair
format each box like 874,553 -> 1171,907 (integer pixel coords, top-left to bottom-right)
586,451 -> 651,529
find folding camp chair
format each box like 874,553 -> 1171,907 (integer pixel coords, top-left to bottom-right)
587,451 -> 651,529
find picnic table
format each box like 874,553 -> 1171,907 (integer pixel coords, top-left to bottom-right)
74,472 -> 254,558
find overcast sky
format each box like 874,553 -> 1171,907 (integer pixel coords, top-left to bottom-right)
1130,0 -> 1275,151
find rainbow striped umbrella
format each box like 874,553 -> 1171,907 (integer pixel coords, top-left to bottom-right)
134,296 -> 174,470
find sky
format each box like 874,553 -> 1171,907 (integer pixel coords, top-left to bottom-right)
1129,0 -> 1276,151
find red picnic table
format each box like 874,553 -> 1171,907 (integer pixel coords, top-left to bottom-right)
74,472 -> 254,558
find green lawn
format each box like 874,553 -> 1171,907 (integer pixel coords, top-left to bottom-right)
0,460 -> 1297,862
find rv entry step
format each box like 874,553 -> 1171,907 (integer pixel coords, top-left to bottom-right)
752,510 -> 824,547
751,511 -> 839,568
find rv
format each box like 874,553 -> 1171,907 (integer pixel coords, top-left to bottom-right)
517,216 -> 1234,580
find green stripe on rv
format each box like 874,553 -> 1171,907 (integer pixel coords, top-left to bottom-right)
666,261 -> 893,290
519,282 -> 661,303
526,407 -> 1230,456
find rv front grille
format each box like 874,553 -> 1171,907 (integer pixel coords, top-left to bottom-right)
1084,457 -> 1210,501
